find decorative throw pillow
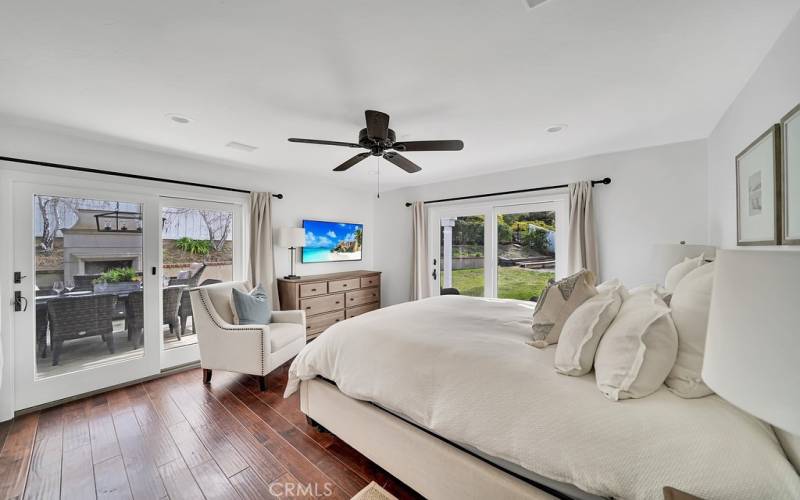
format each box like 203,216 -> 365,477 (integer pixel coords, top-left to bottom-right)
231,284 -> 271,325
594,290 -> 678,400
665,262 -> 715,398
664,254 -> 704,292
528,269 -> 597,348
596,278 -> 629,301
554,290 -> 622,376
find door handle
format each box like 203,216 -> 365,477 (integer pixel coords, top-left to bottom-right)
432,268 -> 437,280
14,291 -> 28,312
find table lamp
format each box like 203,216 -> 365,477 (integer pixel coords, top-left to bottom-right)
278,227 -> 306,280
703,249 -> 800,434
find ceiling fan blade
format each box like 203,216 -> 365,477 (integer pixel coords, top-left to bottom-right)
334,152 -> 371,172
365,110 -> 390,141
288,138 -> 363,148
383,152 -> 421,173
392,140 -> 464,152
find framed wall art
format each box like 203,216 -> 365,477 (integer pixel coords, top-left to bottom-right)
735,124 -> 781,246
781,102 -> 800,245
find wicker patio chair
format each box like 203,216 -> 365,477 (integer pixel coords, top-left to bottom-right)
36,302 -> 49,358
47,294 -> 116,366
125,285 -> 185,348
169,263 -> 206,336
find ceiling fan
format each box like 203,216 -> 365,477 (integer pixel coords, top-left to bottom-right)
288,110 -> 464,173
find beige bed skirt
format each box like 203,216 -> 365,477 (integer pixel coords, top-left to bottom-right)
299,378 -> 556,500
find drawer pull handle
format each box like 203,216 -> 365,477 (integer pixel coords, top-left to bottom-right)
305,306 -> 311,310
311,288 -> 316,292
335,301 -> 340,304
335,319 -> 340,322
343,284 -> 348,287
306,326 -> 310,330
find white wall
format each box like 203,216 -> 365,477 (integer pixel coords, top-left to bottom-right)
707,12 -> 800,248
375,140 -> 709,306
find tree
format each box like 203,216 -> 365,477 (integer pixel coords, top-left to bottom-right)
36,196 -> 82,254
198,210 -> 232,252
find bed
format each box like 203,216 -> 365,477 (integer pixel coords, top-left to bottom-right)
285,295 -> 800,499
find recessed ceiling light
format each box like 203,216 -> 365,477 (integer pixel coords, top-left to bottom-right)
525,0 -> 551,9
166,113 -> 192,124
225,141 -> 258,152
545,124 -> 567,133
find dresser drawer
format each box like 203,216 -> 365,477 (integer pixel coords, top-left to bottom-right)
360,275 -> 380,288
345,288 -> 379,307
306,310 -> 345,336
299,282 -> 327,298
328,278 -> 360,293
300,293 -> 344,316
346,302 -> 379,318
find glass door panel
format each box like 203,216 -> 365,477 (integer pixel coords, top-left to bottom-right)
495,208 -> 557,301
159,197 -> 241,370
33,195 -> 146,378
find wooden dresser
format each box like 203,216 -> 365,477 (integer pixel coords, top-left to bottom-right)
277,270 -> 381,340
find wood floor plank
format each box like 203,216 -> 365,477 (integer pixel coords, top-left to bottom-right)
173,375 -> 286,483
61,444 -> 96,500
158,458 -> 204,500
228,467 -> 279,500
94,456 -> 132,500
87,397 -> 121,465
190,459 -> 241,500
166,421 -> 212,469
110,410 -> 166,499
141,378 -> 186,428
124,386 -> 181,467
165,382 -> 248,477
23,407 -> 64,500
217,377 -> 368,496
0,412 -> 40,500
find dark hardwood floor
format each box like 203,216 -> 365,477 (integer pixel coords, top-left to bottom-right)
0,361 -> 422,499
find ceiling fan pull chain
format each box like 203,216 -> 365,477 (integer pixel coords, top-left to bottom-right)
376,155 -> 381,199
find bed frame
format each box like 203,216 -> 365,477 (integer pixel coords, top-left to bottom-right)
300,378 -> 561,500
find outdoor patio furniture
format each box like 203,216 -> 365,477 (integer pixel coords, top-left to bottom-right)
125,285 -> 185,348
47,294 -> 116,366
199,279 -> 221,286
36,302 -> 49,358
169,263 -> 206,336
441,288 -> 461,295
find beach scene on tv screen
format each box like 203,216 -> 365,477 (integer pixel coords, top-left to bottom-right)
303,221 -> 363,262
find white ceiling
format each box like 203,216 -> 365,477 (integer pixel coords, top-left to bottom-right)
1,0 -> 798,191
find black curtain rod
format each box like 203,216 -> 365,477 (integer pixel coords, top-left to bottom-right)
0,155 -> 284,199
404,177 -> 611,207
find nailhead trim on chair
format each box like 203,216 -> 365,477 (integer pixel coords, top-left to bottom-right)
197,289 -> 265,376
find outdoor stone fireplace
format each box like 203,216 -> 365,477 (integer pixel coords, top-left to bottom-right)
61,209 -> 143,281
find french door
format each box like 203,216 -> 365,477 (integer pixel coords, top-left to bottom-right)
10,180 -> 246,410
428,196 -> 568,300
13,182 -> 160,409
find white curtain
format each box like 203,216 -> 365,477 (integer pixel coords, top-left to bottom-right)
249,192 -> 280,309
568,181 -> 600,277
411,201 -> 431,300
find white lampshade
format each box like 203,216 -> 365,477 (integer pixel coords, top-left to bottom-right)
703,250 -> 800,434
278,227 -> 306,248
652,243 -> 716,281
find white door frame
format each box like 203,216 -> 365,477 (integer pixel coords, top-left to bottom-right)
427,193 -> 569,298
1,165 -> 248,412
159,196 -> 245,370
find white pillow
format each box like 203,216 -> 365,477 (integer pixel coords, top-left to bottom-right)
596,279 -> 629,301
664,254 -> 704,291
594,290 -> 678,400
554,291 -> 622,376
665,262 -> 715,398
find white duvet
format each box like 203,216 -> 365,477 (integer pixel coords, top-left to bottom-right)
286,296 -> 800,500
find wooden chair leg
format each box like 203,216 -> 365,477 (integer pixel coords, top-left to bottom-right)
202,369 -> 212,384
259,375 -> 268,392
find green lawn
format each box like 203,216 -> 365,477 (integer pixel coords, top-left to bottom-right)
448,266 -> 554,301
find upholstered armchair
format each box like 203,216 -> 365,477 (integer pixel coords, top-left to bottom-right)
189,281 -> 306,390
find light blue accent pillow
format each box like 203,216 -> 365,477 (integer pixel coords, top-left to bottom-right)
231,284 -> 271,325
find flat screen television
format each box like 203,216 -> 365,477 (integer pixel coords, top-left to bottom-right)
301,220 -> 363,263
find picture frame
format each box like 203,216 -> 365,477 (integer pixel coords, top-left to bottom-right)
735,124 -> 782,246
781,102 -> 800,245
